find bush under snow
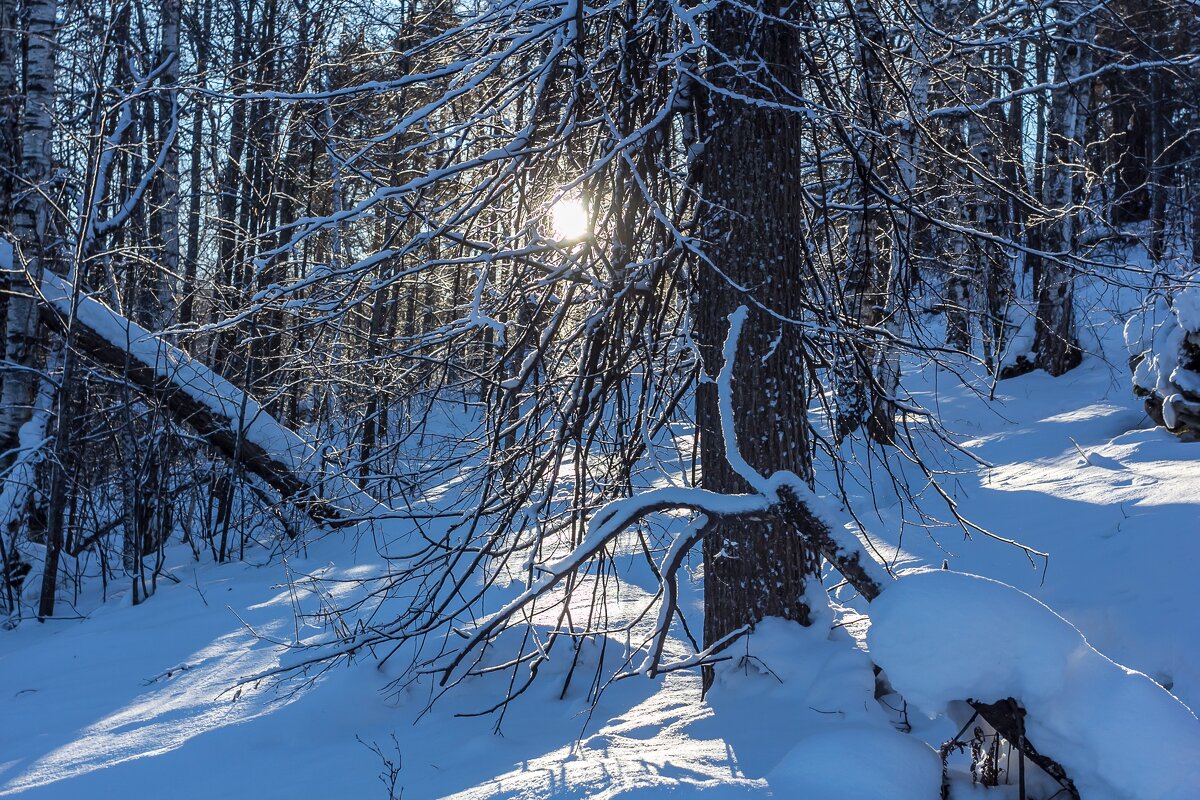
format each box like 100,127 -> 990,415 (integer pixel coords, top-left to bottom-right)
1125,277 -> 1200,434
868,570 -> 1200,800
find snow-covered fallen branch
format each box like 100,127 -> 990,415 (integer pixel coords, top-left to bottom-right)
429,307 -> 1098,797
36,270 -> 381,527
243,308 -> 1106,799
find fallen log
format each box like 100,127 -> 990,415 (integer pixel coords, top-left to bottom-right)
37,271 -> 377,527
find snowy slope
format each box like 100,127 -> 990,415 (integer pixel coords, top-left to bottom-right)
4,293 -> 1200,798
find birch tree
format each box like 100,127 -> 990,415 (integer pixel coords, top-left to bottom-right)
0,0 -> 58,454
1030,0 -> 1095,376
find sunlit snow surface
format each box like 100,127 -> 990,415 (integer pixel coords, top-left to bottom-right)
3,278 -> 1200,798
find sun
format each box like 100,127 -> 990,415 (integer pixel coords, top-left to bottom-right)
551,197 -> 589,241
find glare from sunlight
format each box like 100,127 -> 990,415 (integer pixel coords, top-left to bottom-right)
551,196 -> 589,241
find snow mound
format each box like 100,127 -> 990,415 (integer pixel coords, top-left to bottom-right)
768,725 -> 940,800
1125,280 -> 1200,432
868,570 -> 1200,800
706,599 -> 941,797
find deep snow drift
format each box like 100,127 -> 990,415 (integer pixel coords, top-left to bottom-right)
870,570 -> 1200,800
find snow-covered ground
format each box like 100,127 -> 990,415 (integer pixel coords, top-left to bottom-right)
3,287 -> 1199,799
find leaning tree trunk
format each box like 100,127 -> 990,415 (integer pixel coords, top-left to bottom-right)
1031,0 -> 1093,376
35,272 -> 376,527
0,0 -> 57,455
695,0 -> 821,690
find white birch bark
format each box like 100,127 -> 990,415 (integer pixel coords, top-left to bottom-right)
0,0 -> 58,451
868,0 -> 933,444
1032,0 -> 1094,375
154,0 -> 182,327
834,0 -> 888,440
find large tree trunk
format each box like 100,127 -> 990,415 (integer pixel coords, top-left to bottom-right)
696,0 -> 821,690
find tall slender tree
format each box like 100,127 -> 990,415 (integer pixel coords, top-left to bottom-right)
0,0 -> 58,454
1030,0 -> 1094,376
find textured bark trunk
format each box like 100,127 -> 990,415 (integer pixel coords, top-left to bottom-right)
0,0 -> 57,454
0,0 -> 17,391
1032,0 -> 1092,377
696,0 -> 820,690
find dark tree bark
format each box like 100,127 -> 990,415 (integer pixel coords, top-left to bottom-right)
0,0 -> 17,386
695,0 -> 821,690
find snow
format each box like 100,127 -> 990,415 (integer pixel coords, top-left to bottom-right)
869,570 -> 1200,800
1125,274 -> 1200,429
1171,282 -> 1200,332
717,306 -> 771,495
3,269 -> 1200,798
768,726 -> 941,799
705,601 -> 941,800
